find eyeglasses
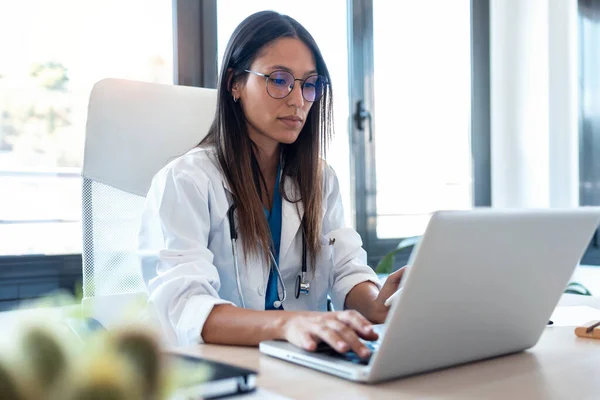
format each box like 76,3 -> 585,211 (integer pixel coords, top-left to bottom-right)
245,69 -> 328,102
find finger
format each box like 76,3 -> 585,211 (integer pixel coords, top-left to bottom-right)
299,332 -> 317,352
388,266 -> 407,283
312,324 -> 350,354
336,311 -> 379,341
288,330 -> 317,352
326,320 -> 371,359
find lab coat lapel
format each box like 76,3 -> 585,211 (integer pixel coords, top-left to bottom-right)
222,167 -> 304,265
280,177 -> 304,265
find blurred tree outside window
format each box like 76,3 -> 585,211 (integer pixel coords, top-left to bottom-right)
0,0 -> 174,255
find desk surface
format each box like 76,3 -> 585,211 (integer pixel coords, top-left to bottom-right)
179,295 -> 600,400
1,295 -> 599,399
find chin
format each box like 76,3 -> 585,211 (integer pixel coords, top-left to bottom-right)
279,137 -> 299,145
276,130 -> 302,145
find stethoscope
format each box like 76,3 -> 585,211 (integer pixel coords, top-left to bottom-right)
227,203 -> 310,309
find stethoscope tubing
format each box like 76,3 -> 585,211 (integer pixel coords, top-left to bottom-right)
228,203 -> 307,308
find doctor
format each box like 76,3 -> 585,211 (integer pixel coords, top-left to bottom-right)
139,10 -> 404,359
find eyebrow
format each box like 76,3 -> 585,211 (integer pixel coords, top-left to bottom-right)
267,65 -> 318,78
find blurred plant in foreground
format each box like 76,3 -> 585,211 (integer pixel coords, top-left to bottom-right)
0,292 -> 207,400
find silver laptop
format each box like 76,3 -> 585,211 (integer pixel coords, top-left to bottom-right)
259,208 -> 600,383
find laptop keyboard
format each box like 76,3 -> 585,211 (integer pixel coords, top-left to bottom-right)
314,340 -> 380,365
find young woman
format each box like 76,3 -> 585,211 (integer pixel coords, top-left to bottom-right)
139,10 -> 404,359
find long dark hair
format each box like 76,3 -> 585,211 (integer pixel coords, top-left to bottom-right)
201,10 -> 333,269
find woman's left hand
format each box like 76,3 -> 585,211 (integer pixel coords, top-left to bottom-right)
369,266 -> 407,323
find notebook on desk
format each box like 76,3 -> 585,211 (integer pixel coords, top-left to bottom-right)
260,208 -> 600,383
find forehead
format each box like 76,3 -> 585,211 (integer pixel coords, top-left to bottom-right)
252,37 -> 317,75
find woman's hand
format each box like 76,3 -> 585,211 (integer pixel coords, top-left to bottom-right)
281,310 -> 379,358
369,266 -> 407,323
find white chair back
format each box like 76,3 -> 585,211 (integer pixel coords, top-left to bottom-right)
82,78 -> 217,327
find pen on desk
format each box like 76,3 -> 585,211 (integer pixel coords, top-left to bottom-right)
585,320 -> 600,333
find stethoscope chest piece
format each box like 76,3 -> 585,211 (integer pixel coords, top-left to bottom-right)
295,274 -> 310,298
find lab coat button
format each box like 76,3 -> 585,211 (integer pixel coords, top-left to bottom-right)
257,284 -> 265,296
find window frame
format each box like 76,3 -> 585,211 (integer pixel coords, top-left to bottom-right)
174,0 -> 218,88
348,0 -> 492,267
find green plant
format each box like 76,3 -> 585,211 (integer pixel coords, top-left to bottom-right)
564,282 -> 593,296
375,236 -> 420,274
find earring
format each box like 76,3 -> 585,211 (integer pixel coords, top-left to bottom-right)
233,95 -> 238,103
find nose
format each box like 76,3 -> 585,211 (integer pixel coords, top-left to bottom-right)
287,80 -> 305,108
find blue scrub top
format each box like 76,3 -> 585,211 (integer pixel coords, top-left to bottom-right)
264,164 -> 283,310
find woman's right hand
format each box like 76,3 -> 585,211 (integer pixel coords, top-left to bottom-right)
280,310 -> 379,358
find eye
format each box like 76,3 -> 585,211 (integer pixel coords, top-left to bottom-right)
271,78 -> 288,86
269,71 -> 293,87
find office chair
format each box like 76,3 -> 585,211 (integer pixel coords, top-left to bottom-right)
82,78 -> 217,328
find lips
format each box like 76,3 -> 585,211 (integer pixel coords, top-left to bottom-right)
278,116 -> 304,128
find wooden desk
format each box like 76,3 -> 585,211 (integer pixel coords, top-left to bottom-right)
1,295 -> 599,399
179,295 -> 600,400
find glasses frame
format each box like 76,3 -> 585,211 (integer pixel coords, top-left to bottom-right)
244,69 -> 328,102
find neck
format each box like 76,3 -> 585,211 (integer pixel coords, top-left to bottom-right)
251,139 -> 280,210
255,144 -> 279,177
249,133 -> 280,177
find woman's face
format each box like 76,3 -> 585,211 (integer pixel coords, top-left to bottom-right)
232,37 -> 317,152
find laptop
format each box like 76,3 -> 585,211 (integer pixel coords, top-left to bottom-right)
259,208 -> 600,383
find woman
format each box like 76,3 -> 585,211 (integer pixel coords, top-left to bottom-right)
139,10 -> 404,358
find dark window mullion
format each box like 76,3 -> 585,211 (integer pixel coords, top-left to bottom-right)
471,0 -> 491,207
174,0 -> 218,88
349,0 -> 379,262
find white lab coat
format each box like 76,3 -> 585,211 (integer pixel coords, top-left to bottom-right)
138,146 -> 380,346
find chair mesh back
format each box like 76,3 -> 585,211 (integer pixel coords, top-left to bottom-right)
82,177 -> 147,297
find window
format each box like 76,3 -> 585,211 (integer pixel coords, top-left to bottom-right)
371,0 -> 472,239
216,0 -> 354,227
579,1 -> 600,265
580,2 -> 600,207
216,0 -> 479,264
0,0 -> 173,255
346,0 -> 475,263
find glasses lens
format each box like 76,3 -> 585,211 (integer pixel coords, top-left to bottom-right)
303,75 -> 327,102
267,71 -> 293,99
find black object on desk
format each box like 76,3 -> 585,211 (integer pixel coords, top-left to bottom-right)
166,352 -> 257,399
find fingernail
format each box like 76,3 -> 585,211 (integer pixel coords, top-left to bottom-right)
361,349 -> 371,358
337,341 -> 348,351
